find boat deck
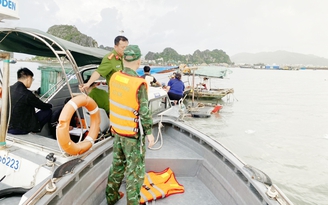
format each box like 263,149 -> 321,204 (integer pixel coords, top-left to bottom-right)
99,130 -> 222,205
7,133 -> 61,152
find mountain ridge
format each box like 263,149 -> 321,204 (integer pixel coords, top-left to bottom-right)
231,50 -> 328,66
46,25 -> 328,66
46,25 -> 231,65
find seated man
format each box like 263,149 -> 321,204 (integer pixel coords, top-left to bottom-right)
84,77 -> 109,115
8,67 -> 52,135
141,66 -> 161,87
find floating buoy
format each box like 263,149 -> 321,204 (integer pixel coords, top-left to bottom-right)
211,105 -> 222,114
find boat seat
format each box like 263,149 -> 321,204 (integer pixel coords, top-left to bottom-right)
82,107 -> 110,138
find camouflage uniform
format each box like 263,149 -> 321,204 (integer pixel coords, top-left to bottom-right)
106,67 -> 153,205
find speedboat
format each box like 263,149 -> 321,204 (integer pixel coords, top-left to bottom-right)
0,27 -> 293,205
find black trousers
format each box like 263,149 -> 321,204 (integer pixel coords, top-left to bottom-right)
8,109 -> 52,135
168,92 -> 183,102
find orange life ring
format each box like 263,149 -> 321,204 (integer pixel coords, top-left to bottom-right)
56,95 -> 100,155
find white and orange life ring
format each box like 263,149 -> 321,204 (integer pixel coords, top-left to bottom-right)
57,94 -> 100,155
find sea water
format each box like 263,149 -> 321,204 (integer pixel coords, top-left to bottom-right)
156,68 -> 328,205
3,61 -> 42,91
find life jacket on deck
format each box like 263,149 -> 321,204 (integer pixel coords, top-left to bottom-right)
109,71 -> 147,136
140,168 -> 184,204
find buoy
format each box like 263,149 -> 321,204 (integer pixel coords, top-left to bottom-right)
211,105 -> 222,114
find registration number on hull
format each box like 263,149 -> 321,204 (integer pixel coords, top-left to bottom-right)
0,154 -> 21,171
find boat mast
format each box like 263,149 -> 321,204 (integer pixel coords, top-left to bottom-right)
0,52 -> 10,149
189,66 -> 198,107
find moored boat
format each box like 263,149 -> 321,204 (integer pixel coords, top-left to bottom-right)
0,27 -> 293,205
186,87 -> 234,101
182,65 -> 234,102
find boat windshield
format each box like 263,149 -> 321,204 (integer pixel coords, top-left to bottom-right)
148,95 -> 171,116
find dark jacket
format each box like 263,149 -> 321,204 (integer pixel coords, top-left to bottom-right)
9,81 -> 52,132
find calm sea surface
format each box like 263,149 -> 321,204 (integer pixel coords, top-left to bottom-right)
6,63 -> 328,205
157,67 -> 328,205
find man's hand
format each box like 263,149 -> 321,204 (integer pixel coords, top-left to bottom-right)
79,84 -> 90,92
146,134 -> 155,148
79,71 -> 100,92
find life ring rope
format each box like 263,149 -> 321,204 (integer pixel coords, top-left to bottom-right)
85,136 -> 95,146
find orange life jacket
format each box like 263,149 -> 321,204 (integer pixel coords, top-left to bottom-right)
109,71 -> 147,136
140,168 -> 184,204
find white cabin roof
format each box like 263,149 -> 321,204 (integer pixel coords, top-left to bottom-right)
0,0 -> 19,21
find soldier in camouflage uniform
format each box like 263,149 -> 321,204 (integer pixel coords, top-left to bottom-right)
106,45 -> 155,205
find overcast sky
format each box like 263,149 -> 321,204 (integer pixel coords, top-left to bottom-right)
3,0 -> 328,58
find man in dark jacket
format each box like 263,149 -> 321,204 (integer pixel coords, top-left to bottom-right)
8,67 -> 52,135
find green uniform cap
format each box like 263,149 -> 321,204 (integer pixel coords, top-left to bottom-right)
124,45 -> 142,62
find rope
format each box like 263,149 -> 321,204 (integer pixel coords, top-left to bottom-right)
149,115 -> 164,150
30,162 -> 55,188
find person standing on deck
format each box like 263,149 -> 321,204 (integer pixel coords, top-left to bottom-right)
8,67 -> 52,135
106,45 -> 155,205
79,36 -> 129,103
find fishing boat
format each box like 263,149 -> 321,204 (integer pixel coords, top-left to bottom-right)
0,27 -> 293,205
182,66 -> 234,102
186,86 -> 234,101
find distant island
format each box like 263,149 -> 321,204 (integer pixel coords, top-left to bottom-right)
231,50 -> 328,67
45,25 -> 328,68
46,25 -> 231,66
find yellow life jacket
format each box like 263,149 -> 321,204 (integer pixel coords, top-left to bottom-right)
140,168 -> 185,204
109,71 -> 147,136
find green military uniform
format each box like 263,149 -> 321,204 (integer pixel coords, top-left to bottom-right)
88,87 -> 109,114
106,45 -> 153,205
96,50 -> 124,112
97,50 -> 124,85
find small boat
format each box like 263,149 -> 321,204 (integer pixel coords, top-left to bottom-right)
136,66 -> 178,76
0,27 -> 293,205
182,66 -> 234,101
186,87 -> 234,101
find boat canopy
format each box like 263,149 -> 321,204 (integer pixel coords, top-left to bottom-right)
195,66 -> 233,78
0,27 -> 108,67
